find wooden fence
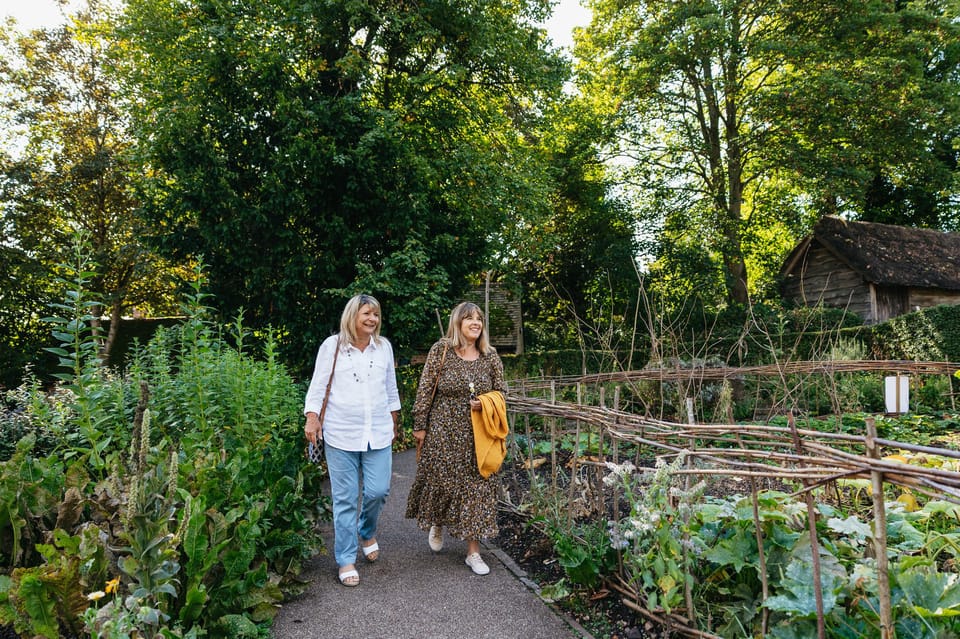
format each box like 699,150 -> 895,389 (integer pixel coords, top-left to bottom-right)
503,360 -> 960,639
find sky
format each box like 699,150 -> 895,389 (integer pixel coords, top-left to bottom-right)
0,0 -> 79,31
1,0 -> 591,49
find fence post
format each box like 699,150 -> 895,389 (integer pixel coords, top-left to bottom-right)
550,379 -> 558,494
613,386 -> 622,574
789,413 -> 826,639
866,417 -> 895,639
682,397 -> 697,626
569,383 -> 582,529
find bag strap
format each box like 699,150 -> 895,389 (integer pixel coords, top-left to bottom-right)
428,341 -> 449,410
317,338 -> 340,426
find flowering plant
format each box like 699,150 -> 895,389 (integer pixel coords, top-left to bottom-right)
604,454 -> 703,614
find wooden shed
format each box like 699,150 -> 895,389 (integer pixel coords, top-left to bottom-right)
464,282 -> 524,354
780,216 -> 960,324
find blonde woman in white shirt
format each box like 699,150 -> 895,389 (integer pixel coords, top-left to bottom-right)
304,294 -> 401,587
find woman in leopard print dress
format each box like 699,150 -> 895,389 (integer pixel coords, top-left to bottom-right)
406,302 -> 507,575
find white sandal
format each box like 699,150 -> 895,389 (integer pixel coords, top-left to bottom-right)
338,567 -> 360,586
361,540 -> 380,562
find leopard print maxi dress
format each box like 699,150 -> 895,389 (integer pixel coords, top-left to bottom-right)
405,338 -> 507,540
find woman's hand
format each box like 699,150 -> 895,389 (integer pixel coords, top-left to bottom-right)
470,398 -> 482,412
392,411 -> 401,440
413,429 -> 426,459
304,412 -> 322,444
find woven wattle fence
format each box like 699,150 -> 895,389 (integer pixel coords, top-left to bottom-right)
515,359 -> 960,388
505,395 -> 960,500
502,360 -> 960,639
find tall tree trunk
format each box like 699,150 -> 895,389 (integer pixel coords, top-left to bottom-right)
101,297 -> 123,365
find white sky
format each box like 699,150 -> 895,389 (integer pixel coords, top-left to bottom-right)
541,0 -> 591,50
0,0 -> 78,31
1,0 -> 590,49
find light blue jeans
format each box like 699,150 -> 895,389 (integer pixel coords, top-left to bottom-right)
324,443 -> 392,568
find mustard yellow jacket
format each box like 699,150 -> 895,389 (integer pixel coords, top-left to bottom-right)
471,390 -> 509,478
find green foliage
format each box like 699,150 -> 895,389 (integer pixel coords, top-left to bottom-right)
13,573 -> 59,638
0,265 -> 326,637
767,413 -> 960,449
606,458 -> 701,613
0,2 -> 187,376
208,614 -> 266,639
577,0 -> 960,310
502,348 -> 650,379
326,236 -> 451,353
117,0 -> 567,373
547,519 -> 617,589
869,305 -> 960,363
2,528 -> 97,639
0,246 -> 56,389
522,430 -> 960,636
41,234 -> 119,473
0,436 -> 63,568
769,0 -> 960,230
0,375 -> 71,461
513,92 -> 641,355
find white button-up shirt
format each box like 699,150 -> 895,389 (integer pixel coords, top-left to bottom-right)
303,334 -> 401,452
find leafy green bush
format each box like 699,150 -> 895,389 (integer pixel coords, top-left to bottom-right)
502,349 -> 649,379
0,256 -> 325,638
540,458 -> 960,637
869,304 -> 960,362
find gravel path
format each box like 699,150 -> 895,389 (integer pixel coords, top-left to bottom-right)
270,447 -> 589,639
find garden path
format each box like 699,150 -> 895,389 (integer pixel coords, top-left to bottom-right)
270,447 -> 586,639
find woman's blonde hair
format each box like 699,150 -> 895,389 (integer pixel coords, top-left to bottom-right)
339,293 -> 382,347
445,301 -> 493,354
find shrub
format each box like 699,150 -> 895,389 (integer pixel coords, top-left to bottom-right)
0,256 -> 326,638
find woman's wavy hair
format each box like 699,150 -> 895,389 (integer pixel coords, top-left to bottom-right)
445,301 -> 494,355
339,293 -> 382,346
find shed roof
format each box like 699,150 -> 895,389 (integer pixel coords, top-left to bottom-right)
781,216 -> 960,291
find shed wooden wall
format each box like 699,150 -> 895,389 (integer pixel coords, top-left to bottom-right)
782,245 -> 875,321
465,284 -> 523,354
908,288 -> 960,310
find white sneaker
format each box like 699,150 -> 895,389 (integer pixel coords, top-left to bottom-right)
428,525 -> 443,552
465,552 -> 490,575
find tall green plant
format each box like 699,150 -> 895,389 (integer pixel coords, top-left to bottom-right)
2,256 -> 325,637
42,233 -> 113,471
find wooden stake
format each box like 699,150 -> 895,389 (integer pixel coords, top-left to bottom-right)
789,413 -> 826,639
866,417 -> 895,639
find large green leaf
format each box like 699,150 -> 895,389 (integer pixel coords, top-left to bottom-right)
18,574 -> 59,639
897,566 -> 960,618
764,558 -> 842,617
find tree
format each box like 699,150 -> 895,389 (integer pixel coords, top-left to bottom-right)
0,243 -> 56,387
578,0 -> 960,312
0,0 -> 186,366
579,0 -> 790,307
768,0 -> 960,230
118,0 -> 566,372
511,93 -> 642,353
